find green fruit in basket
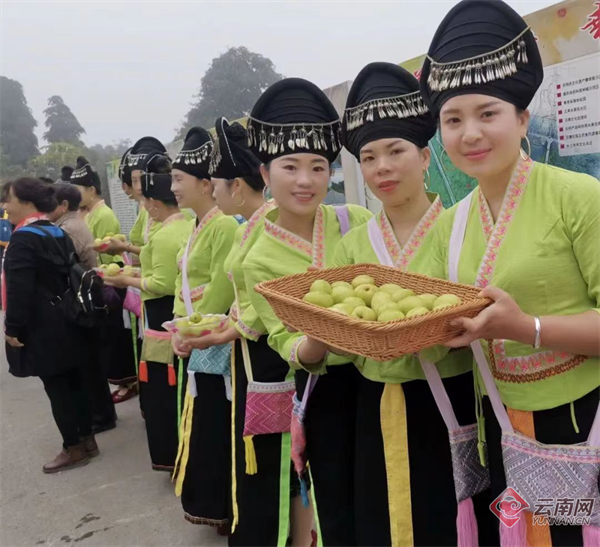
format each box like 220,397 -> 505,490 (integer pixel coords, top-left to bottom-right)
189,312 -> 202,324
343,296 -> 366,312
396,296 -> 425,315
331,285 -> 355,304
419,294 -> 438,310
331,281 -> 353,291
105,263 -> 121,277
391,289 -> 416,303
310,279 -> 332,295
377,309 -> 406,322
106,232 -> 115,238
371,291 -> 392,313
114,234 -> 127,241
351,306 -> 377,321
122,265 -> 134,276
351,275 -> 376,289
433,294 -> 462,310
329,303 -> 352,316
303,291 -> 334,308
406,306 -> 430,318
186,324 -> 207,336
379,283 -> 404,295
377,302 -> 400,317
177,319 -> 190,328
94,238 -> 103,247
355,284 -> 378,306
98,264 -> 108,271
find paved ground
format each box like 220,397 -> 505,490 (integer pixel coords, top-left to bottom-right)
0,345 -> 227,547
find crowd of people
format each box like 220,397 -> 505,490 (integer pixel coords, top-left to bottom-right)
2,1 -> 599,546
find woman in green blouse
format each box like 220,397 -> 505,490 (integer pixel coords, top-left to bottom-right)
420,1 -> 600,545
169,127 -> 238,534
105,150 -> 190,472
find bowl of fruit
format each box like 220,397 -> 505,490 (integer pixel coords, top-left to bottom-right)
254,264 -> 490,361
162,312 -> 228,338
95,264 -> 141,278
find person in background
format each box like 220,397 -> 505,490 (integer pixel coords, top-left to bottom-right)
69,156 -> 138,404
56,166 -> 74,184
48,182 -> 118,434
3,177 -> 98,473
104,152 -> 190,471
39,177 -> 54,185
170,126 -> 238,534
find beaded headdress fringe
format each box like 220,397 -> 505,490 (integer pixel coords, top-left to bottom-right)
426,27 -> 530,92
247,118 -> 342,156
344,91 -> 429,131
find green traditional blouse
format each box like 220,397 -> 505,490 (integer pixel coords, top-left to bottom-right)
223,202 -> 275,341
139,213 -> 191,302
173,207 -> 238,317
426,159 -> 600,411
333,194 -> 472,384
129,206 -> 161,247
85,200 -> 121,265
244,204 -> 373,369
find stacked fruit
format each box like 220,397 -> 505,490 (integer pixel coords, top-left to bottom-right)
97,264 -> 140,277
166,312 -> 228,337
302,275 -> 462,322
93,233 -> 127,251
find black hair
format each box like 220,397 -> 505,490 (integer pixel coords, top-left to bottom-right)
225,173 -> 265,192
10,177 -> 58,213
61,166 -> 74,180
53,182 -> 82,212
143,156 -> 177,207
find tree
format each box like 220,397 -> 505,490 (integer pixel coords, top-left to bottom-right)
29,142 -> 87,181
43,95 -> 86,146
177,47 -> 282,138
0,76 -> 39,168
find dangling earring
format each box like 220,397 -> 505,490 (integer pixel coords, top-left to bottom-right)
441,148 -> 457,172
424,168 -> 431,191
520,135 -> 531,161
231,191 -> 246,208
262,186 -> 274,204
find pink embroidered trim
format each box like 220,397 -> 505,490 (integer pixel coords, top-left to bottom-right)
503,433 -> 600,463
240,202 -> 275,249
178,284 -> 205,303
289,335 -> 307,366
490,340 -> 586,383
311,206 -> 325,268
188,206 -> 221,251
162,212 -> 186,228
378,196 -> 443,271
236,318 -> 262,342
475,158 -> 532,289
264,219 -> 312,258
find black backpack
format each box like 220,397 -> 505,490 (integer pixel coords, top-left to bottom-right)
37,226 -> 107,328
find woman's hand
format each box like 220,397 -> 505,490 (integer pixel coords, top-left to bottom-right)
102,275 -> 133,289
445,286 -> 534,348
5,335 -> 24,348
172,334 -> 190,358
180,325 -> 240,352
96,238 -> 129,255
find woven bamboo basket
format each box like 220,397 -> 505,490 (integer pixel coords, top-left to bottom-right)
255,264 -> 490,361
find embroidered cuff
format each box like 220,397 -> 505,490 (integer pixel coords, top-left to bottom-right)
235,319 -> 263,342
288,335 -> 328,373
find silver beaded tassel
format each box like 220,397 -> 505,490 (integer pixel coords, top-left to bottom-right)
344,91 -> 429,131
427,27 -> 530,93
246,119 -> 342,157
174,141 -> 212,167
208,137 -> 222,175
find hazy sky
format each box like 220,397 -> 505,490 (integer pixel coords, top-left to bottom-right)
2,0 -> 558,148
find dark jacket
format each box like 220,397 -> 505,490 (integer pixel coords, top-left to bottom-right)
4,220 -> 84,378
